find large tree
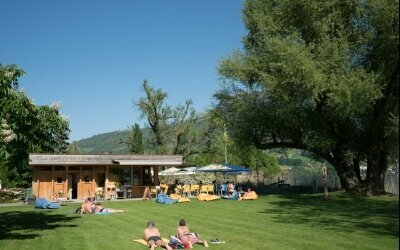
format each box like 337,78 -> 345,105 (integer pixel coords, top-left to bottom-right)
214,0 -> 398,194
120,123 -> 143,154
135,80 -> 211,159
0,64 -> 70,187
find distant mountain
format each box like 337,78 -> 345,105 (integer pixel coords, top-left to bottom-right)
75,127 -> 155,154
76,130 -> 130,154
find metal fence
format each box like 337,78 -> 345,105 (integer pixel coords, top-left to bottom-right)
385,172 -> 399,195
238,169 -> 399,195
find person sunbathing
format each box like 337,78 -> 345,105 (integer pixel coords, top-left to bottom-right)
142,186 -> 152,200
227,182 -> 235,194
93,202 -> 126,213
80,198 -> 95,214
176,219 -> 208,248
144,221 -> 172,250
238,187 -> 257,201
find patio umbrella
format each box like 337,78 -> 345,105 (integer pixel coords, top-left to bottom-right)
196,164 -> 249,174
172,167 -> 198,176
158,167 -> 181,176
196,163 -> 250,187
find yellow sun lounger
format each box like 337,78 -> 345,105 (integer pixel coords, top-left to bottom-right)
242,191 -> 258,200
197,193 -> 220,201
169,193 -> 190,202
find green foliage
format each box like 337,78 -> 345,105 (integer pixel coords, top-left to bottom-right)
134,80 -> 212,159
120,123 -> 143,154
0,64 -> 70,187
68,141 -> 80,154
214,0 -> 399,194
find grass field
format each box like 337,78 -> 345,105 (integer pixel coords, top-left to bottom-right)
0,192 -> 398,250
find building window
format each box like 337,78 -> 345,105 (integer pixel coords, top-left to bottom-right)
56,177 -> 63,183
84,176 -> 91,183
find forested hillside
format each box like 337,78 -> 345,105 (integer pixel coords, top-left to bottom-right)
76,131 -> 129,154
76,128 -> 154,154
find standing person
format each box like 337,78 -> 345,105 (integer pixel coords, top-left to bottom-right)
176,219 -> 209,248
144,221 -> 172,250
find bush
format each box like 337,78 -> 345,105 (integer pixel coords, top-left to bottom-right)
0,189 -> 25,203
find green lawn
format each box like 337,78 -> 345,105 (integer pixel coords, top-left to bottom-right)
0,192 -> 398,250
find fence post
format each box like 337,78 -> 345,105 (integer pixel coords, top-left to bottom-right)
322,166 -> 328,200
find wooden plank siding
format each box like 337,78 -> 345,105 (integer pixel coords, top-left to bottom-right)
29,154 -> 182,200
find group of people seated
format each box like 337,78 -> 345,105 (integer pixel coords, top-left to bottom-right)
143,219 -> 208,250
79,197 -> 126,214
141,181 -> 258,201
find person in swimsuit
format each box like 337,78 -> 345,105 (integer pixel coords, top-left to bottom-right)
144,221 -> 172,250
142,186 -> 152,200
176,219 -> 208,248
238,187 -> 257,201
93,202 -> 126,213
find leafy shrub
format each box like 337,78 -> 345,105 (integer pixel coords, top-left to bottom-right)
0,189 -> 24,203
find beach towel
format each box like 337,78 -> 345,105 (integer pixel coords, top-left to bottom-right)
197,193 -> 220,201
242,191 -> 258,200
169,194 -> 190,203
35,198 -> 61,209
94,211 -> 111,215
156,194 -> 179,204
133,238 -> 169,247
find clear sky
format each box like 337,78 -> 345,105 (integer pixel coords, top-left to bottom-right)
1,0 -> 245,141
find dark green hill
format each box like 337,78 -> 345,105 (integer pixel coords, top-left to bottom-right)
75,128 -> 153,154
76,130 -> 130,154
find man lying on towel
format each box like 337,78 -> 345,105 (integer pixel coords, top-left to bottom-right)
144,221 -> 172,250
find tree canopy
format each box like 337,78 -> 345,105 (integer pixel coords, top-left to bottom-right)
0,64 -> 70,187
213,0 -> 399,194
134,80 -> 212,160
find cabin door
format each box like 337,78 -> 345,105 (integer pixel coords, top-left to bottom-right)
38,172 -> 52,199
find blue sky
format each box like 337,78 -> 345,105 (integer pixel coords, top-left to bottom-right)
1,0 -> 245,141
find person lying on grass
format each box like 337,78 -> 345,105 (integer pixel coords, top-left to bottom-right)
144,221 -> 172,250
93,202 -> 126,213
176,219 -> 208,248
80,197 -> 95,214
238,188 -> 257,201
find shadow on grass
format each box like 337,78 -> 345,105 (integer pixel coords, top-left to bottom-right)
261,192 -> 399,237
0,210 -> 79,240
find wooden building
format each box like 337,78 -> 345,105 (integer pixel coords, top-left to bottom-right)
29,154 -> 182,200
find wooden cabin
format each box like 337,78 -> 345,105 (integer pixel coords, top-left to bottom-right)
29,154 -> 182,201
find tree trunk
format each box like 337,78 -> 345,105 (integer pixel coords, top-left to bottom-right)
337,168 -> 362,193
365,148 -> 388,195
323,152 -> 362,193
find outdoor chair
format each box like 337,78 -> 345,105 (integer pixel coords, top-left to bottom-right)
150,186 -> 159,198
200,185 -> 208,194
190,184 -> 199,196
95,187 -> 104,201
182,185 -> 191,197
207,184 -> 215,195
106,185 -> 117,200
126,186 -> 132,199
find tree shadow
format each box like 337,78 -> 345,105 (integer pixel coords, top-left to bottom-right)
260,193 -> 399,237
0,210 -> 79,240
